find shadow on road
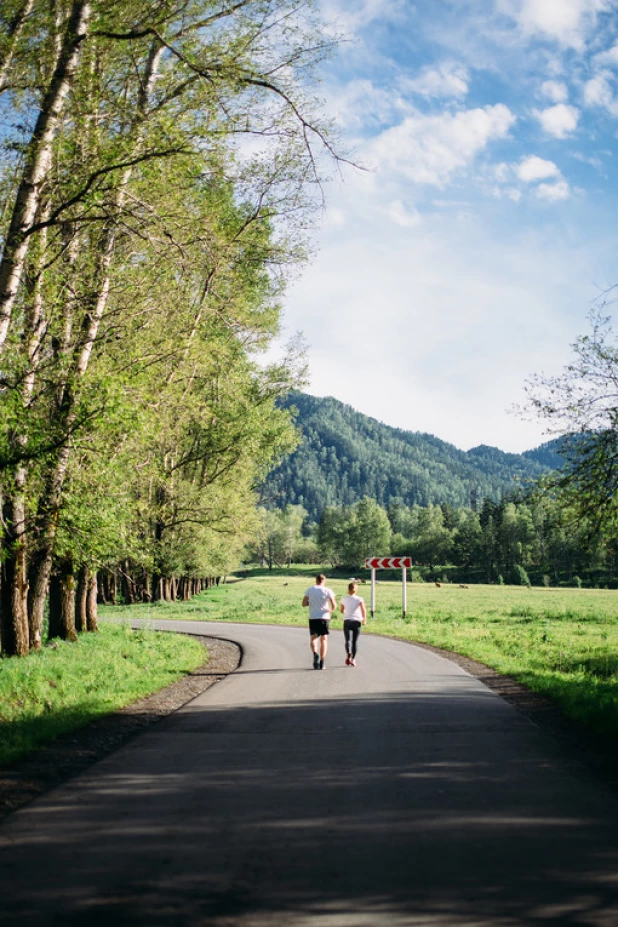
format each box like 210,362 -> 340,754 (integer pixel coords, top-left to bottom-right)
2,690 -> 618,926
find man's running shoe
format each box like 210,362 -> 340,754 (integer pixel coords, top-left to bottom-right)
319,660 -> 325,670
313,653 -> 320,669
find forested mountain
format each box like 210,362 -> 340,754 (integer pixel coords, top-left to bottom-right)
264,393 -> 562,521
522,439 -> 569,469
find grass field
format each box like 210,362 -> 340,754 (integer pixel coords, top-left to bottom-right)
0,624 -> 206,766
102,570 -> 618,738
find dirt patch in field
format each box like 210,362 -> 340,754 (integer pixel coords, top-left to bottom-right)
0,635 -> 240,823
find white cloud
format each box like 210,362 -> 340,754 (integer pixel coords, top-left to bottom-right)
515,155 -> 561,181
404,63 -> 470,99
323,207 -> 346,228
593,41 -> 618,67
320,0 -> 406,34
498,0 -> 611,49
278,204 -> 603,452
386,200 -> 422,227
534,103 -> 580,137
322,79 -> 407,131
494,158 -> 569,201
536,179 -> 571,200
369,104 -> 516,187
493,162 -> 512,182
583,71 -> 618,114
540,79 -> 569,102
572,151 -> 605,171
492,185 -> 523,201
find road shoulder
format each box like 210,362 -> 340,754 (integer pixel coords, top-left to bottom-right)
0,635 -> 240,823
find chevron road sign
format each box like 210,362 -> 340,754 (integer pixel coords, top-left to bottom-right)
364,556 -> 412,618
365,557 -> 412,569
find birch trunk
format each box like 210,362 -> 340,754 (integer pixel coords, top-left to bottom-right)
28,441 -> 72,643
86,571 -> 98,631
26,39 -> 164,640
0,496 -> 29,656
48,562 -> 77,642
75,564 -> 88,632
121,565 -> 135,605
0,0 -> 91,355
0,0 -> 35,91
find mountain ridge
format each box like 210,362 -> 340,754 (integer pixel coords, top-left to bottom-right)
264,392 -> 563,521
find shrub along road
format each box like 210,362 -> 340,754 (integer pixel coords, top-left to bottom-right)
1,619 -> 618,926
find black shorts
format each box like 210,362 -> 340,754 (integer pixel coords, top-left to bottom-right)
309,618 -> 330,637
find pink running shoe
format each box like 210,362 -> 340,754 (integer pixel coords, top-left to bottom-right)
350,658 -> 356,666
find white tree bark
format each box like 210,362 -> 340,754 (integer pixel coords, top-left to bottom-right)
0,0 -> 91,356
0,0 -> 35,91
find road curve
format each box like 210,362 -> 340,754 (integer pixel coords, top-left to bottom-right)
1,619 -> 618,926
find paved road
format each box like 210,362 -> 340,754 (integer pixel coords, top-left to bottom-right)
2,620 -> 618,926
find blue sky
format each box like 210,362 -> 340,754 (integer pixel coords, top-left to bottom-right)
276,0 -> 618,452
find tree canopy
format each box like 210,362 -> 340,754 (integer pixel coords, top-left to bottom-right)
0,0 -> 338,656
525,308 -> 618,533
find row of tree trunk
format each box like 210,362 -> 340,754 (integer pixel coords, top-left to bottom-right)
98,568 -> 222,606
0,559 -> 99,654
0,560 -> 222,657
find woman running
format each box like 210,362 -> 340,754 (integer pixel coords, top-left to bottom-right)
339,581 -> 367,666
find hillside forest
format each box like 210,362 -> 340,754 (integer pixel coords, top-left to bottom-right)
264,392 -> 562,520
253,394 -> 618,588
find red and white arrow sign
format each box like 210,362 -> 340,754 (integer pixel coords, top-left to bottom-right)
365,556 -> 412,569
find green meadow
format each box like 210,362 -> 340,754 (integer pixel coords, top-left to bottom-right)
104,570 -> 618,738
0,625 -> 206,766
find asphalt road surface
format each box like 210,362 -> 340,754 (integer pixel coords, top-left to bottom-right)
1,619 -> 618,927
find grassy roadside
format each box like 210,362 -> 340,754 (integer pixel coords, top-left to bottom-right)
102,571 -> 618,737
0,624 -> 206,766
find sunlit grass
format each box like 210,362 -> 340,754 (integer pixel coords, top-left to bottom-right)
0,624 -> 206,765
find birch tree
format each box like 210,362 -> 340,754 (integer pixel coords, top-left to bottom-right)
0,0 -> 335,654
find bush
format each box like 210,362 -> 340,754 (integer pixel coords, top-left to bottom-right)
511,564 -> 531,587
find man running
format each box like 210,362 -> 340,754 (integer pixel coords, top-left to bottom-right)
302,573 -> 336,670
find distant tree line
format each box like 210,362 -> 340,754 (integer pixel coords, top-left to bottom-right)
248,494 -> 618,588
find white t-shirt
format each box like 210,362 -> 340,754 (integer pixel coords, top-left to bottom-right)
340,594 -> 364,622
304,584 -> 335,619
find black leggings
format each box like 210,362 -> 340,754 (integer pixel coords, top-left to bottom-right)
343,620 -> 361,657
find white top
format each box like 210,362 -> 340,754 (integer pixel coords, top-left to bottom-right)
340,594 -> 364,621
304,585 -> 335,619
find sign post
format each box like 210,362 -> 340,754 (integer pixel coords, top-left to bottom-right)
371,566 -> 376,618
364,557 -> 412,619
